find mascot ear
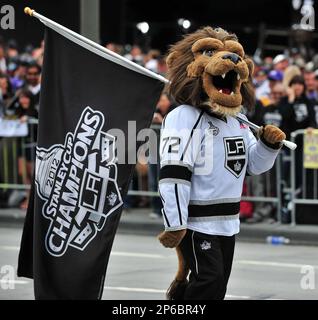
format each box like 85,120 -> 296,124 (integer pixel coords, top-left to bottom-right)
166,51 -> 179,70
244,57 -> 254,80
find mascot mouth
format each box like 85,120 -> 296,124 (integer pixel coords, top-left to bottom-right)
203,69 -> 243,108
210,70 -> 240,95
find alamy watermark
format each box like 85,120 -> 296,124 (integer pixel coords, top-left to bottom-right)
292,0 -> 315,31
106,125 -> 216,175
300,265 -> 316,290
0,265 -> 15,290
1,5 -> 15,30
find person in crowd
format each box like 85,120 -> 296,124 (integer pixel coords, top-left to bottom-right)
245,82 -> 287,224
272,54 -> 289,72
15,90 -> 38,210
157,55 -> 168,76
280,75 -> 317,138
304,70 -> 318,101
315,69 -> 318,87
262,70 -> 284,105
263,56 -> 273,70
124,45 -> 144,65
0,42 -> 7,74
6,40 -> 19,60
144,49 -> 161,73
263,82 -> 286,127
245,99 -> 264,127
8,59 -> 26,92
312,70 -> 318,125
32,40 -> 45,66
148,93 -> 174,219
105,42 -> 123,55
155,92 -> 174,118
254,67 -> 270,100
15,89 -> 38,119
24,63 -> 41,110
5,61 -> 40,116
0,73 -> 13,117
255,69 -> 283,105
283,65 -> 302,89
280,75 -> 317,191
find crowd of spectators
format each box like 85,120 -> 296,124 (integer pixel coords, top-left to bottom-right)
0,36 -> 42,209
0,37 -> 43,118
244,51 -> 318,223
249,53 -> 318,135
1,35 -> 318,221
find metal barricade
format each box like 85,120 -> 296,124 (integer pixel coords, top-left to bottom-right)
125,124 -> 161,210
1,121 -> 317,227
0,118 -> 37,207
290,129 -> 318,225
242,153 -> 283,222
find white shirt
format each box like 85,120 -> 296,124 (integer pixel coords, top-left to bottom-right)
255,80 -> 270,99
159,105 -> 280,236
28,83 -> 41,96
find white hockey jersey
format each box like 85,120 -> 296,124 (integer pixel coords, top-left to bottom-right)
159,104 -> 281,236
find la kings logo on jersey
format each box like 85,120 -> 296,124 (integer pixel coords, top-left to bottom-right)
223,137 -> 246,178
35,106 -> 123,257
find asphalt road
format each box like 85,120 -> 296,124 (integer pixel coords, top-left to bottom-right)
0,226 -> 317,300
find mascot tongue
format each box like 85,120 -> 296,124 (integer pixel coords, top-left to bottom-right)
216,87 -> 231,95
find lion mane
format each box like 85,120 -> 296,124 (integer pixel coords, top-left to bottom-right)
166,26 -> 255,116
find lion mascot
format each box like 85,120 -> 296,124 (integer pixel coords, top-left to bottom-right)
157,27 -> 286,300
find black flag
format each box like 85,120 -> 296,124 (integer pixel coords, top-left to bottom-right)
17,27 -> 163,299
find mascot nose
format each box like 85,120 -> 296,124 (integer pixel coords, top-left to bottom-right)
222,53 -> 241,64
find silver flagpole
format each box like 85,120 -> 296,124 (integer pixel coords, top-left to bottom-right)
24,7 -> 296,150
236,115 -> 297,150
24,7 -> 169,84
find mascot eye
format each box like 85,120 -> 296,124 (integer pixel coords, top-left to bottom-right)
202,49 -> 214,57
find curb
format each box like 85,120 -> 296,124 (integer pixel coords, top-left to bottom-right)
117,216 -> 318,247
1,209 -> 318,246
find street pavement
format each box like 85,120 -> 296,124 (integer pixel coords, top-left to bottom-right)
0,226 -> 317,300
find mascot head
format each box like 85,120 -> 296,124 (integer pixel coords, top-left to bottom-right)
166,26 -> 255,116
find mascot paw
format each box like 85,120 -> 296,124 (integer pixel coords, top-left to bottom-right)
260,125 -> 286,147
158,229 -> 187,248
166,278 -> 189,300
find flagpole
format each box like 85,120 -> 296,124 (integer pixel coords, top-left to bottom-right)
24,7 -> 169,84
24,8 -> 296,150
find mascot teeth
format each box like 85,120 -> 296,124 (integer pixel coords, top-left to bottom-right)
211,70 -> 238,96
237,73 -> 240,80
